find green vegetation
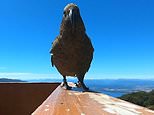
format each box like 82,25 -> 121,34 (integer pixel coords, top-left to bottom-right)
119,90 -> 154,110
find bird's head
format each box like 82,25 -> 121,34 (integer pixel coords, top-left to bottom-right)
60,3 -> 85,34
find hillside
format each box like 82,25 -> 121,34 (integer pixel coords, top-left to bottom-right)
0,78 -> 25,82
119,90 -> 154,110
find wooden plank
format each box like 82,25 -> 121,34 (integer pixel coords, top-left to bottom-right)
32,83 -> 154,115
0,83 -> 60,115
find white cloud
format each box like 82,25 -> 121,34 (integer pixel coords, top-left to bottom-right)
86,73 -> 154,80
0,72 -> 154,80
0,72 -> 61,80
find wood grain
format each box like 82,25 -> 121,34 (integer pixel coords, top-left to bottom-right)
32,83 -> 154,115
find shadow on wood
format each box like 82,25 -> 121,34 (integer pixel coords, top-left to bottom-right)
0,83 -> 60,115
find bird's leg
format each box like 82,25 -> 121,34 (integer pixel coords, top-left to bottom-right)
61,76 -> 72,90
77,76 -> 89,91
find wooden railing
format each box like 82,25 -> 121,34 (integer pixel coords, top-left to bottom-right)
32,82 -> 154,115
0,83 -> 60,115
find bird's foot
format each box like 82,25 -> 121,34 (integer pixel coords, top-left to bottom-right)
75,81 -> 82,88
81,83 -> 89,91
75,81 -> 89,91
61,82 -> 72,90
82,86 -> 89,92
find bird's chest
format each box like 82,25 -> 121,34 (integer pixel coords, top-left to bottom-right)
60,36 -> 85,54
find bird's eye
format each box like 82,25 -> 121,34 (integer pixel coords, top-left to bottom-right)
63,11 -> 66,17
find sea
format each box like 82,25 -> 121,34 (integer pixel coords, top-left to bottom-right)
28,79 -> 154,97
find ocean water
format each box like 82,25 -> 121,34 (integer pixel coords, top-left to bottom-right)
28,79 -> 154,97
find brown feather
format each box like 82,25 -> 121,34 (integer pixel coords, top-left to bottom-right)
50,3 -> 94,78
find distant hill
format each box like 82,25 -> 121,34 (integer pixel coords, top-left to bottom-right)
119,90 -> 154,110
0,78 -> 25,82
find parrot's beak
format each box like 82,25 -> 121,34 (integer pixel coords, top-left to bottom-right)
69,8 -> 77,31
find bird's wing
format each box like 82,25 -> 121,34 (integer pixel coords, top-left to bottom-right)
49,36 -> 60,67
85,34 -> 94,53
51,54 -> 54,67
50,36 -> 58,54
49,45 -> 54,67
83,34 -> 94,72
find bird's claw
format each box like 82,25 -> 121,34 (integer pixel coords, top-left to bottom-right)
75,82 -> 82,88
61,82 -> 72,90
82,86 -> 89,92
81,82 -> 89,91
75,81 -> 89,91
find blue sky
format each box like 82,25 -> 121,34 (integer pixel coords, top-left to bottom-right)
0,0 -> 154,80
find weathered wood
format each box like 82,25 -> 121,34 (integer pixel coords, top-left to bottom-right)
32,83 -> 154,115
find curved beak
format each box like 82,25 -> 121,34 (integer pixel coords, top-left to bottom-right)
69,8 -> 77,30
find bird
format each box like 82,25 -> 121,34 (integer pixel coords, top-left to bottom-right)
50,3 -> 94,91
